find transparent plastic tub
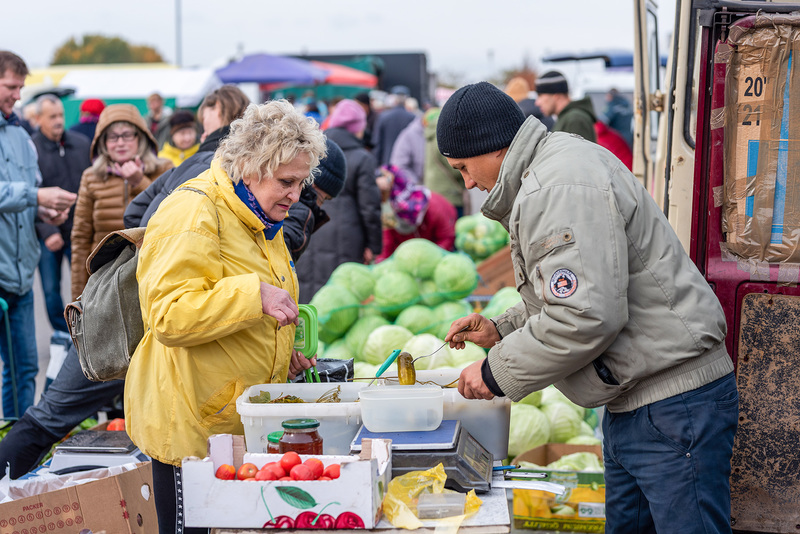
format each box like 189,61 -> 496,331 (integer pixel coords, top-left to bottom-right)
359,385 -> 444,432
236,382 -> 364,455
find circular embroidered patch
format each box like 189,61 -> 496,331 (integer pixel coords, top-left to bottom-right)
550,268 -> 578,298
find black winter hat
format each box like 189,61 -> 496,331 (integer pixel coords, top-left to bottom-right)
436,82 -> 525,159
535,71 -> 569,95
314,138 -> 347,198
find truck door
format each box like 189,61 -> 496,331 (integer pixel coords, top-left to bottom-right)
637,1 -> 800,532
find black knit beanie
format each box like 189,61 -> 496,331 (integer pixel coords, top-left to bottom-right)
535,71 -> 569,95
314,139 -> 346,198
437,82 -> 525,159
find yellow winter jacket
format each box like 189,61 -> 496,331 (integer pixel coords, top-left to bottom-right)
158,142 -> 199,167
124,159 -> 298,465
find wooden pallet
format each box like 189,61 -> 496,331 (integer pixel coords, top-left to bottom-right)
473,245 -> 515,297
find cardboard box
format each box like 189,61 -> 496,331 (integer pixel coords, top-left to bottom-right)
511,444 -> 605,533
0,462 -> 157,534
722,18 -> 800,262
182,434 -> 392,529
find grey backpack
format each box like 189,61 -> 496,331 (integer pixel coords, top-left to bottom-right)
65,227 -> 146,382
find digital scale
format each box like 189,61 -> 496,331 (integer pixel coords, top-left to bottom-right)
49,430 -> 149,473
351,420 -> 494,492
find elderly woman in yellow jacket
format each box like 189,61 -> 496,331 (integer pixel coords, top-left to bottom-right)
124,100 -> 326,534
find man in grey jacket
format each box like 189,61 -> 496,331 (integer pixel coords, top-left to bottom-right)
438,82 -> 737,534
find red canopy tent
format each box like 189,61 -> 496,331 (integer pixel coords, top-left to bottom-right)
310,61 -> 377,87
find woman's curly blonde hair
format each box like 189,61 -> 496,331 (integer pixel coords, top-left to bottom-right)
215,100 -> 326,185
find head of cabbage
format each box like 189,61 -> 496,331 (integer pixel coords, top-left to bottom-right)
448,341 -> 487,368
401,334 -> 452,370
361,325 -> 414,365
345,315 -> 391,357
541,401 -> 583,443
373,271 -> 420,319
394,305 -> 438,335
391,238 -> 447,280
433,253 -> 478,299
508,403 -> 551,458
329,262 -> 375,303
310,284 -> 360,340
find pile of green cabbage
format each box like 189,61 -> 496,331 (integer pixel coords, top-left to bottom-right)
518,451 -> 604,473
454,213 -> 509,262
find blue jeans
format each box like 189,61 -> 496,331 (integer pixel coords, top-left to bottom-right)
602,373 -> 738,534
38,239 -> 71,334
28,343 -> 124,438
0,288 -> 39,419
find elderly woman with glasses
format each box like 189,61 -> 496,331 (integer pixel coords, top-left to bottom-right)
123,100 -> 326,534
70,104 -> 172,299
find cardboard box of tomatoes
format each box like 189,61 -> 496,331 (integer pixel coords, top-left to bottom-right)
182,434 -> 392,529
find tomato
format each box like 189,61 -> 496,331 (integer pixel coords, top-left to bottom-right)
106,418 -> 125,431
215,464 -> 235,480
236,462 -> 258,480
262,462 -> 286,479
322,463 -> 341,480
303,458 -> 324,479
290,463 -> 315,481
279,451 -> 301,473
255,468 -> 278,481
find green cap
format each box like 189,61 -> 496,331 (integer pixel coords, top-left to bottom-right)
281,418 -> 320,430
267,431 -> 284,443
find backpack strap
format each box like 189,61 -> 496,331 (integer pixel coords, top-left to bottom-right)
87,227 -> 147,275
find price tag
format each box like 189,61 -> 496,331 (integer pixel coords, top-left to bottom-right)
578,502 -> 605,518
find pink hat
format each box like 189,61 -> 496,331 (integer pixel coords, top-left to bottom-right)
387,165 -> 430,227
80,99 -> 105,116
328,99 -> 366,135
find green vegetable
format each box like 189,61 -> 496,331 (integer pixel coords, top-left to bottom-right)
402,334 -> 452,370
433,253 -> 478,299
373,271 -> 420,318
433,300 -> 473,338
565,435 -> 603,446
583,407 -> 600,429
550,504 -> 576,516
448,341 -> 487,368
419,279 -> 446,307
392,238 -> 447,279
578,420 -> 595,437
518,390 -> 543,408
345,315 -> 391,356
454,213 -> 509,262
480,287 -> 522,318
353,361 -> 379,380
547,452 -> 604,472
371,258 -> 398,278
310,284 -> 360,341
329,262 -> 375,303
508,403 -> 551,458
362,325 -> 414,365
541,402 -> 583,443
394,305 -> 437,335
541,385 -> 585,419
324,339 -> 353,360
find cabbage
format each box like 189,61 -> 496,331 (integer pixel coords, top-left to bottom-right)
454,213 -> 509,262
541,402 -> 583,443
583,408 -> 600,429
550,505 -> 576,517
566,435 -> 603,446
578,420 -> 595,437
392,238 -> 447,280
373,271 -> 420,318
433,253 -> 478,299
541,385 -> 585,419
324,339 -> 353,360
508,403 -> 551,458
448,341 -> 486,368
371,258 -> 398,278
345,315 -> 391,357
329,262 -> 375,303
353,362 -> 379,380
394,305 -> 437,335
402,334 -> 452,370
480,286 -> 522,319
547,452 -> 604,472
420,279 -> 446,307
519,390 -> 543,408
433,300 -> 473,338
362,325 -> 414,365
310,284 -> 360,338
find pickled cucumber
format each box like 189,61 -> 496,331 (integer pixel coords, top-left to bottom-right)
397,351 -> 416,385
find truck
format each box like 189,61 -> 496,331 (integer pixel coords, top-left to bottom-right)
634,1 -> 800,532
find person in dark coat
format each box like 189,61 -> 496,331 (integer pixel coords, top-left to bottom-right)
504,76 -> 554,130
297,99 -> 383,303
30,94 -> 91,343
372,85 -> 416,166
68,98 -> 104,141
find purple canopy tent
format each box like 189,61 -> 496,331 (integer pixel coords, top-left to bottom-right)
215,53 -> 329,84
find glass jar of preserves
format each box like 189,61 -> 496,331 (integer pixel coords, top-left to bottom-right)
267,431 -> 283,454
279,418 -> 323,455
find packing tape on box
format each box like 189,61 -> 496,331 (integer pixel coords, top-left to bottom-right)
719,242 -> 800,284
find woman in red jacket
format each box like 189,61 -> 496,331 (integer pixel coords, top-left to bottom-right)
376,164 -> 457,261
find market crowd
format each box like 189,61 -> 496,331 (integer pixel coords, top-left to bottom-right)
1,47 -> 736,534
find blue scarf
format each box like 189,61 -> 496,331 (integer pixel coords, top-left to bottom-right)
234,179 -> 284,240
3,112 -> 21,127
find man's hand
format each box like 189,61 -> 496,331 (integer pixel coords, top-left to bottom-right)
260,282 -> 299,326
288,349 -> 317,380
458,359 -> 495,400
44,233 -> 65,252
445,313 -> 501,350
37,187 -> 77,211
37,206 -> 69,226
363,248 -> 374,264
112,156 -> 145,188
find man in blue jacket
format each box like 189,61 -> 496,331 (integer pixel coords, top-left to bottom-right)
0,51 -> 77,418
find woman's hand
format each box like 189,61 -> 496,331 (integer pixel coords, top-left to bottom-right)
112,156 -> 145,187
445,313 -> 501,350
260,282 -> 299,326
288,349 -> 316,380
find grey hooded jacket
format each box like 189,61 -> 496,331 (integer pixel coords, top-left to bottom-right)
484,117 -> 732,412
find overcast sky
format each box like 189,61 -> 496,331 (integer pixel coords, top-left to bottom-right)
6,0 -> 675,83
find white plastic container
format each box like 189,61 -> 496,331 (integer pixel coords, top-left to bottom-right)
359,385 -> 444,432
382,369 -> 512,459
236,383 -> 364,455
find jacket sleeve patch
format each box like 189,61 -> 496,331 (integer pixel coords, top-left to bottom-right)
550,268 -> 578,298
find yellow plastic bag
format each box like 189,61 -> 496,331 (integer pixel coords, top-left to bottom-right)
382,463 -> 482,530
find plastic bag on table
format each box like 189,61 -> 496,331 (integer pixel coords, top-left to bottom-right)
382,463 -> 482,530
292,358 -> 354,383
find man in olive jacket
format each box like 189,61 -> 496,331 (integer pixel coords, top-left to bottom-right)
534,70 -> 597,143
437,82 -> 737,534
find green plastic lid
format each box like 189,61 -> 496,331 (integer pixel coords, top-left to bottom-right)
281,418 -> 320,430
294,304 -> 318,358
267,431 -> 284,443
